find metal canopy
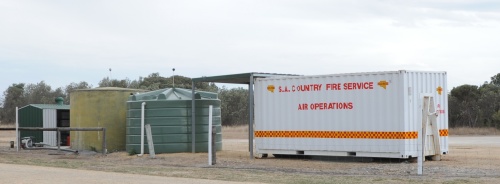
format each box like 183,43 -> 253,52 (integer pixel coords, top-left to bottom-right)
191,72 -> 299,158
192,72 -> 298,84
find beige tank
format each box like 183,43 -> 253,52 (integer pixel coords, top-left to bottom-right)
70,87 -> 145,152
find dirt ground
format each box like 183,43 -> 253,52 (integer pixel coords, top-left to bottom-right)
1,128 -> 500,184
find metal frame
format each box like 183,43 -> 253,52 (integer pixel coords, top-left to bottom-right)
191,72 -> 299,158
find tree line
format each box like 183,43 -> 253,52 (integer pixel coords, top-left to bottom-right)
1,72 -> 499,128
449,73 -> 500,128
0,72 -> 248,126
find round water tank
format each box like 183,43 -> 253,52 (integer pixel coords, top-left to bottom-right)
126,88 -> 222,153
70,87 -> 145,152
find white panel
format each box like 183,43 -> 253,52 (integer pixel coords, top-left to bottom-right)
43,109 -> 57,146
255,70 -> 448,158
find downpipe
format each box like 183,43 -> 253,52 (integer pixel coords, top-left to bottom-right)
138,102 -> 146,156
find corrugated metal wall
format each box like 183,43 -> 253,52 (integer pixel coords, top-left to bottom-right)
254,71 -> 448,158
43,109 -> 57,146
18,106 -> 44,143
403,71 -> 448,155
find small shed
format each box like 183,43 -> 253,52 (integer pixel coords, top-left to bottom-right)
18,98 -> 70,146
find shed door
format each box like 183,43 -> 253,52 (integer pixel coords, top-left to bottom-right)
43,109 -> 57,146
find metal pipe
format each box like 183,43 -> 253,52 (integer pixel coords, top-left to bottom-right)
25,147 -> 78,153
249,74 -> 254,159
138,102 -> 146,156
191,81 -> 196,153
8,127 -> 104,131
102,128 -> 107,155
16,106 -> 19,152
208,105 -> 213,165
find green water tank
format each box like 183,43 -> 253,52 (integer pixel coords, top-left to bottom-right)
126,88 -> 222,153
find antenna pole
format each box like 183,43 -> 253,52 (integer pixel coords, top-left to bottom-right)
172,68 -> 175,88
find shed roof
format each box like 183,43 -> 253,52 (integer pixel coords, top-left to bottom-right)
20,104 -> 70,110
191,72 -> 300,84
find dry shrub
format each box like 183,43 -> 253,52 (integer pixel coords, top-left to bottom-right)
450,127 -> 500,136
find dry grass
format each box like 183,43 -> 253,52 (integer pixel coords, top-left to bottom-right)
222,125 -> 248,139
0,124 -> 15,128
1,129 -> 500,183
450,127 -> 500,136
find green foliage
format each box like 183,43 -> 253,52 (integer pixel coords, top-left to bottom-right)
449,74 -> 500,128
491,73 -> 500,86
0,83 -> 26,123
219,87 -> 249,126
64,81 -> 92,103
0,81 -> 69,123
98,77 -> 137,88
24,81 -> 65,105
8,71 -> 498,129
128,148 -> 137,156
97,73 -> 218,92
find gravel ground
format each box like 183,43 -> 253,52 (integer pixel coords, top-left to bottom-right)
1,130 -> 500,183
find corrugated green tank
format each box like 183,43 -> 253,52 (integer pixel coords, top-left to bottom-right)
70,87 -> 145,152
126,88 -> 222,153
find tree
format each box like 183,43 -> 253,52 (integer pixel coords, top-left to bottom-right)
477,83 -> 500,127
98,77 -> 137,88
139,73 -> 169,90
64,81 -> 92,103
24,81 -> 65,105
449,85 -> 480,127
491,73 -> 500,86
219,87 -> 248,126
0,83 -> 26,123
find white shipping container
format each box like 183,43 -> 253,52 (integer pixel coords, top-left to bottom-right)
254,70 -> 448,159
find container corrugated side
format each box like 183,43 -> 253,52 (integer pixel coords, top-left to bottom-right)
402,71 -> 448,156
254,70 -> 448,158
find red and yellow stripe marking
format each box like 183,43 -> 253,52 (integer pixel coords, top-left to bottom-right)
255,129 -> 449,139
439,129 -> 449,136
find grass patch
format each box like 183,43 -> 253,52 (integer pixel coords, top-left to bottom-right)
450,127 -> 500,136
442,179 -> 472,184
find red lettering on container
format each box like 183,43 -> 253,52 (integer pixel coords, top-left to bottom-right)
298,103 -> 308,110
326,83 -> 342,90
309,102 -> 353,110
343,82 -> 374,90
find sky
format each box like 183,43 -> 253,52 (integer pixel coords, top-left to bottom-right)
1,0 -> 499,94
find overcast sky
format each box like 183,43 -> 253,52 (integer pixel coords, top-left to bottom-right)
1,0 -> 499,93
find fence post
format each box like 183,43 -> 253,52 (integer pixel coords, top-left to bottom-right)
212,125 -> 216,165
16,107 -> 19,152
57,128 -> 61,151
145,124 -> 155,158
